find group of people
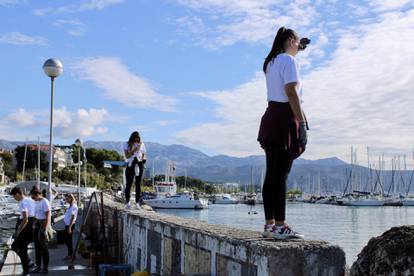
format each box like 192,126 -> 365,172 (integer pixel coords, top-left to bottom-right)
10,187 -> 78,275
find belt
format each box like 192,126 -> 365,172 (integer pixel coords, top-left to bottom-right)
268,101 -> 290,107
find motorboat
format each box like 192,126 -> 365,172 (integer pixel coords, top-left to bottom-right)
145,192 -> 208,209
0,194 -> 15,204
212,194 -> 238,204
144,162 -> 208,209
11,180 -> 58,200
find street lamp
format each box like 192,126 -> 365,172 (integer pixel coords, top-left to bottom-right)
75,138 -> 82,203
43,58 -> 63,201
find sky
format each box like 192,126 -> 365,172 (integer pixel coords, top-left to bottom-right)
0,0 -> 413,168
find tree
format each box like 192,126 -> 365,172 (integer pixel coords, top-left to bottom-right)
85,148 -> 124,172
0,151 -> 15,179
14,146 -> 48,172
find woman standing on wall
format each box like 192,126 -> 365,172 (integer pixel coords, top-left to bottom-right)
258,27 -> 310,239
123,131 -> 147,209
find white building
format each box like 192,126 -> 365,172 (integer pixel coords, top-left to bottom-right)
29,145 -> 72,169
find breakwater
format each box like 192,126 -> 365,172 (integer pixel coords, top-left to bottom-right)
85,198 -> 346,275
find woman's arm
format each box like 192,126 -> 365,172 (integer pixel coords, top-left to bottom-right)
285,82 -> 305,122
124,149 -> 132,158
16,211 -> 28,237
68,214 -> 75,234
43,210 -> 51,230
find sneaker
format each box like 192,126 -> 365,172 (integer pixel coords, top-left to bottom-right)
41,268 -> 48,274
30,266 -> 41,273
263,224 -> 304,240
135,203 -> 142,210
125,202 -> 131,209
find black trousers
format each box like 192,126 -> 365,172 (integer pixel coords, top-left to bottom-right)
34,220 -> 49,269
11,218 -> 34,274
125,159 -> 144,203
262,144 -> 293,221
64,225 -> 75,256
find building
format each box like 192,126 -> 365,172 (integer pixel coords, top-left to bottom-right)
28,144 -> 73,169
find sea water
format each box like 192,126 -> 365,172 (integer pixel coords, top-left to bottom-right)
157,202 -> 414,265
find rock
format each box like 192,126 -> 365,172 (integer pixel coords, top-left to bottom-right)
350,225 -> 414,276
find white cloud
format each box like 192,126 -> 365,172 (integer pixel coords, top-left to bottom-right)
5,108 -> 36,127
34,0 -> 124,16
0,107 -> 109,139
175,7 -> 414,164
0,32 -> 48,46
175,73 -> 266,157
54,107 -> 108,138
156,120 -> 177,126
54,19 -> 87,37
73,57 -> 176,112
174,0 -> 319,47
0,0 -> 23,6
369,0 -> 413,11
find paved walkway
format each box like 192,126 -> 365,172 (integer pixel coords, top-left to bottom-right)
0,218 -> 94,276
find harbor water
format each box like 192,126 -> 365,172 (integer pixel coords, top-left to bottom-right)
2,202 -> 413,267
157,202 -> 414,265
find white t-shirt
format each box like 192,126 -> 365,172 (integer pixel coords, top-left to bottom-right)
265,53 -> 303,103
123,142 -> 147,165
19,197 -> 36,219
35,198 -> 51,220
64,204 -> 78,226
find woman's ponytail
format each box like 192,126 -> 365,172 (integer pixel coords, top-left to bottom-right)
263,27 -> 296,73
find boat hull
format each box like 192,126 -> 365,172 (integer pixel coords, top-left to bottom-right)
144,198 -> 208,209
402,199 -> 414,206
338,200 -> 384,206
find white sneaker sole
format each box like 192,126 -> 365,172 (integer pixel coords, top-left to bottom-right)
262,231 -> 304,240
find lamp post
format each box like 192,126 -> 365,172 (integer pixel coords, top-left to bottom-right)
75,138 -> 82,203
43,58 -> 63,201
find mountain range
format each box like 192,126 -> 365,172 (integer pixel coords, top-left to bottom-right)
2,139 -> 411,194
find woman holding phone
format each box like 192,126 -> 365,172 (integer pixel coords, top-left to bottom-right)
258,26 -> 310,239
123,131 -> 147,209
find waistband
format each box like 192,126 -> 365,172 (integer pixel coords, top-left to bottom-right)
268,101 -> 290,107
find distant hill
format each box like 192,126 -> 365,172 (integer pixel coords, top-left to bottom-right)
3,139 -> 411,194
3,138 -> 409,194
1,139 -> 355,190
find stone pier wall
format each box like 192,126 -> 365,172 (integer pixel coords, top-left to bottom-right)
86,199 -> 346,276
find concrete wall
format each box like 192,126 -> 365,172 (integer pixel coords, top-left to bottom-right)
86,199 -> 346,276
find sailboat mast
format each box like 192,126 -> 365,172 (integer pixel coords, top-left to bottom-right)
37,136 -> 41,188
22,139 -> 28,181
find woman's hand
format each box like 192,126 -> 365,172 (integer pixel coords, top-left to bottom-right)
39,229 -> 47,240
68,227 -> 72,235
299,122 -> 308,147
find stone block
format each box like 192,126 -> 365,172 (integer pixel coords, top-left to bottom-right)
163,237 -> 181,275
216,254 -> 257,276
184,244 -> 211,275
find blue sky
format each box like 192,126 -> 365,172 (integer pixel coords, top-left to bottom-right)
0,0 -> 413,167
